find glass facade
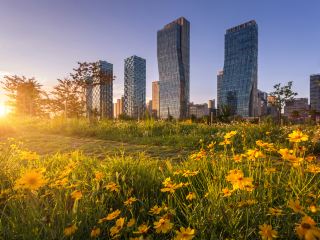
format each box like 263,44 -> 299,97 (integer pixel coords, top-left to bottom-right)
124,55 -> 146,118
310,74 -> 320,112
86,60 -> 113,119
157,17 -> 190,119
219,20 -> 258,117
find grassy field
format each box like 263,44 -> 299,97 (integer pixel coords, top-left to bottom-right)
0,117 -> 320,239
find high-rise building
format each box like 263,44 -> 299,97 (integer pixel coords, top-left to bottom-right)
258,90 -> 268,116
188,102 -> 209,119
310,74 -> 320,112
219,20 -> 258,117
124,55 -> 146,118
152,81 -> 160,118
146,100 -> 153,115
157,17 -> 190,119
114,96 -> 124,118
217,70 -> 223,110
86,60 -> 113,119
284,98 -> 309,119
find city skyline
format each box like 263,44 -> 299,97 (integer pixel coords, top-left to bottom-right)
1,0 -> 320,105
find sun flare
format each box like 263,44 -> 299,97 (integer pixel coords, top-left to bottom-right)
0,103 -> 9,117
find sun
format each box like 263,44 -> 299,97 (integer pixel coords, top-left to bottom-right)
0,103 -> 9,117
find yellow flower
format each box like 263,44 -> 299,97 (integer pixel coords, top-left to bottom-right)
225,169 -> 254,191
288,130 -> 308,143
221,188 -> 232,197
295,216 -> 320,240
98,209 -> 121,223
186,192 -> 196,201
160,177 -> 184,194
124,197 -> 137,206
268,208 -> 283,216
288,199 -> 304,214
174,227 -> 196,240
309,205 -> 317,213
182,170 -> 199,177
149,205 -> 162,215
246,149 -> 265,161
110,217 -> 125,237
106,182 -> 120,193
127,218 -> 136,227
224,131 -> 237,139
259,224 -> 278,240
64,224 -> 77,236
19,150 -> 40,161
133,224 -> 149,234
71,190 -> 83,200
90,227 -> 101,238
306,164 -> 320,174
94,172 -> 104,181
233,154 -> 243,163
153,217 -> 173,233
219,139 -> 231,146
14,169 -> 47,191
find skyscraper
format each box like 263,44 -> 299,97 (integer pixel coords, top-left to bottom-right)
217,70 -> 223,110
310,74 -> 320,112
124,55 -> 146,118
86,60 -> 113,119
219,20 -> 258,117
152,81 -> 160,118
157,17 -> 190,119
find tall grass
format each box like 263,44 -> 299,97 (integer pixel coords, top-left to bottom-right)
0,128 -> 319,239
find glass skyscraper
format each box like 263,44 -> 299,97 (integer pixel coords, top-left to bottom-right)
124,55 -> 146,118
219,20 -> 258,117
157,17 -> 190,119
310,74 -> 320,112
86,60 -> 113,119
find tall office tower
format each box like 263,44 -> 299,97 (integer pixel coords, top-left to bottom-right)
310,74 -> 320,112
157,17 -> 190,119
217,70 -> 223,109
152,81 -> 160,117
124,55 -> 146,118
220,20 -> 258,117
86,60 -> 113,119
284,98 -> 309,119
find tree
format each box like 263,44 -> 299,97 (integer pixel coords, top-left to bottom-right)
217,105 -> 232,123
269,81 -> 297,124
50,78 -> 85,118
1,75 -> 48,116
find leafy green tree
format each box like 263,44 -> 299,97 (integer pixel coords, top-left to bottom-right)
50,78 -> 85,118
269,81 -> 297,124
1,75 -> 48,116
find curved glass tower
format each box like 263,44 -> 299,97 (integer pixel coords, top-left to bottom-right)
157,17 -> 190,119
219,20 -> 258,117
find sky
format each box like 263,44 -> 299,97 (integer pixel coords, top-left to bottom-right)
1,0 -> 320,105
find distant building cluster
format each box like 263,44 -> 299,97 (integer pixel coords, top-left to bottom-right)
84,18 -> 320,122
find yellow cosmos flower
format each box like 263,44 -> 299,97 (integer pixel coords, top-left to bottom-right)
149,205 -> 162,215
288,130 -> 308,143
153,217 -> 173,233
246,149 -> 265,161
98,209 -> 121,223
219,139 -> 231,146
182,170 -> 199,177
124,197 -> 137,206
14,169 -> 47,191
19,150 -> 40,161
127,218 -> 136,227
259,224 -> 278,240
221,188 -> 232,197
225,169 -> 254,191
64,224 -> 77,236
306,164 -> 320,174
224,131 -> 237,139
160,177 -> 184,194
288,199 -> 304,214
309,205 -> 317,213
233,154 -> 243,163
133,224 -> 149,234
71,190 -> 83,200
90,227 -> 101,238
264,168 -> 277,175
186,192 -> 196,201
110,217 -> 125,237
295,216 -> 320,240
94,172 -> 104,181
174,227 -> 196,240
106,182 -> 120,193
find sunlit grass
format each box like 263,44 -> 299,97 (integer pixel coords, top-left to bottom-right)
0,123 -> 319,239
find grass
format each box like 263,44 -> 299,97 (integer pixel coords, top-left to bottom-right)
0,117 -> 320,239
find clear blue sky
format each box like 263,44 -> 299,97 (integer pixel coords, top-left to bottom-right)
1,0 -> 319,104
